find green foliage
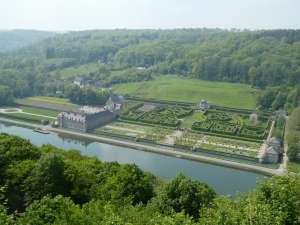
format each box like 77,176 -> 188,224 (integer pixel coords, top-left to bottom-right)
0,30 -> 55,53
17,195 -> 80,225
114,75 -> 258,109
1,29 -> 300,110
24,154 -> 68,206
200,195 -> 285,225
258,175 -> 300,224
0,134 -> 40,176
286,107 -> 300,161
99,164 -> 155,204
192,111 -> 268,140
121,105 -> 192,127
152,174 -> 216,219
0,204 -> 14,225
65,85 -> 109,105
1,134 -> 300,224
0,85 -> 14,106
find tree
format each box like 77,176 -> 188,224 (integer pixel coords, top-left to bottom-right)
24,154 -> 68,206
258,175 -> 300,224
0,85 -> 14,106
99,164 -> 155,204
152,174 -> 216,218
0,204 -> 14,225
17,195 -> 80,225
200,195 -> 285,225
257,87 -> 277,109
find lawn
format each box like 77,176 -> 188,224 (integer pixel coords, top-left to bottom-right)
24,96 -> 72,104
20,106 -> 59,117
0,112 -> 55,124
113,75 -> 258,109
181,112 -> 206,128
50,63 -> 101,79
16,96 -> 80,112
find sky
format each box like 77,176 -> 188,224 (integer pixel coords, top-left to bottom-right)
1,0 -> 300,31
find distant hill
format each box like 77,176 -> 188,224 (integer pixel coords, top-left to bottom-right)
0,29 -> 299,111
0,30 -> 56,52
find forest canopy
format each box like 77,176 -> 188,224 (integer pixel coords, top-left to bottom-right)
0,29 -> 299,109
0,134 -> 300,224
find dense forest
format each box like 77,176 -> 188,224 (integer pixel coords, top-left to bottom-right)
0,133 -> 299,224
0,30 -> 55,53
0,29 -> 300,110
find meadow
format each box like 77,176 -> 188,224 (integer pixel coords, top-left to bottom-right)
16,96 -> 80,112
20,106 -> 59,117
113,75 -> 258,109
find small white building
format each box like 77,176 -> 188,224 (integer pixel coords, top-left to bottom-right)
73,77 -> 84,87
198,100 -> 210,110
105,95 -> 124,112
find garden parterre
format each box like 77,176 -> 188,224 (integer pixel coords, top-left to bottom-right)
114,100 -> 272,160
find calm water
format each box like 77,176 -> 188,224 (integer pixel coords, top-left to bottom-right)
0,122 -> 267,196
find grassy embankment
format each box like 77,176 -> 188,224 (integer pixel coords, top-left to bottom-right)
16,96 -> 80,112
20,106 -> 59,117
49,63 -> 100,79
113,75 -> 258,109
0,97 -> 73,124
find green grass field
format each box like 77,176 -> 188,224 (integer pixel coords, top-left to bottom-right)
24,96 -> 72,104
181,112 -> 206,128
113,75 -> 258,109
50,63 -> 100,79
20,106 -> 59,117
16,96 -> 80,112
0,112 -> 55,123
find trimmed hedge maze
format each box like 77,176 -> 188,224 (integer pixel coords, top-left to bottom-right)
120,100 -> 271,141
120,104 -> 192,127
192,110 -> 270,140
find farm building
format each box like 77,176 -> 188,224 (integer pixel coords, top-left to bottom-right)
259,137 -> 282,163
58,95 -> 123,132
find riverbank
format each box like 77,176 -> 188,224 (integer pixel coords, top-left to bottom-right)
0,117 -> 282,176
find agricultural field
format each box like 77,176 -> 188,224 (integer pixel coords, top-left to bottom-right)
16,96 -> 80,112
113,75 -> 258,109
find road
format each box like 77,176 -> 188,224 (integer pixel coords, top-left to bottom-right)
0,117 -> 283,176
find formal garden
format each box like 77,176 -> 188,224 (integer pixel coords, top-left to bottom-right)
107,100 -> 274,161
191,110 -> 270,141
119,102 -> 192,127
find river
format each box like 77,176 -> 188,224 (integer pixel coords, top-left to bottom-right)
0,122 -> 267,196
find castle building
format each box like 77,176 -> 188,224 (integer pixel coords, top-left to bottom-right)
58,95 -> 123,132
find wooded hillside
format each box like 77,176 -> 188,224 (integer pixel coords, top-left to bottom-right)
0,29 -> 299,110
